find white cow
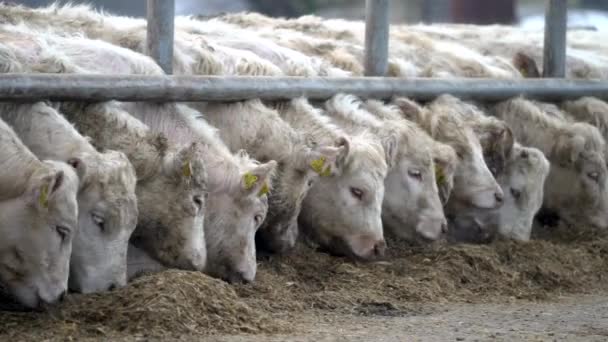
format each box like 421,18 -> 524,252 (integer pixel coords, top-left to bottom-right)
0,4 -> 349,77
123,101 -> 276,284
362,99 -> 459,206
63,102 -> 209,271
562,97 -> 608,159
0,102 -> 138,294
0,28 -> 139,294
426,95 -> 515,242
25,30 -> 278,283
393,97 -> 504,242
395,97 -> 504,210
0,27 -> 209,274
199,99 -> 344,254
322,94 -> 447,243
496,143 -> 550,240
0,117 -> 80,309
277,98 -> 387,260
427,95 -> 551,242
494,97 -> 608,230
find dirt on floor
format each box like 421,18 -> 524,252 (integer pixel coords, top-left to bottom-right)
0,228 -> 607,341
213,294 -> 608,342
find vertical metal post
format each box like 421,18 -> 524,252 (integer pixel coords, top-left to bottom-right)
543,0 -> 567,77
364,0 -> 390,77
146,0 -> 175,74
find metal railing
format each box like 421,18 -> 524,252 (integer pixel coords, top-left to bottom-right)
146,0 -> 175,75
0,74 -> 605,102
364,0 -> 390,76
0,0 -> 593,102
543,0 -> 567,77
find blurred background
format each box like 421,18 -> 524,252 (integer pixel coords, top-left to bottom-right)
11,0 -> 608,30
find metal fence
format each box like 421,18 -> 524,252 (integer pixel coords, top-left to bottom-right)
0,0 -> 599,102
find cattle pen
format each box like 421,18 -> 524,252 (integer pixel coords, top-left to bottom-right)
0,0 -> 603,102
1,0 -> 608,341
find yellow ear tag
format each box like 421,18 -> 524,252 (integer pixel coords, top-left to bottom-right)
518,67 -> 528,77
182,161 -> 193,178
435,165 -> 446,185
243,172 -> 259,190
320,165 -> 332,177
310,156 -> 327,175
258,182 -> 270,197
39,183 -> 49,208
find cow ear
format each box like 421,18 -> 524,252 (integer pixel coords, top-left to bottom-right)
306,143 -> 345,177
333,136 -> 351,173
393,97 -> 423,121
169,143 -> 205,184
381,131 -> 399,169
433,158 -> 453,206
67,157 -> 88,186
500,126 -> 515,157
480,125 -> 514,157
30,170 -> 65,210
554,135 -> 585,166
241,160 -> 277,197
513,52 -> 541,78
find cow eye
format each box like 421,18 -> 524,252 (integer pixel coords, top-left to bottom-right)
588,172 -> 600,182
408,169 -> 422,180
510,188 -> 522,200
56,226 -> 70,242
92,213 -> 105,232
307,179 -> 314,187
254,214 -> 264,225
193,195 -> 204,211
350,187 -> 364,200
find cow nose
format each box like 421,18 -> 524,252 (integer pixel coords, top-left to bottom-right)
494,191 -> 504,204
177,257 -> 202,272
227,271 -> 252,285
35,291 -> 62,311
441,221 -> 448,234
240,273 -> 253,285
36,300 -> 50,312
373,240 -> 387,258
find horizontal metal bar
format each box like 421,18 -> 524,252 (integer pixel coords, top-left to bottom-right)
0,74 -> 606,102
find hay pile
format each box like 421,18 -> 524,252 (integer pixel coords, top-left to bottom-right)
237,234 -> 608,317
0,232 -> 607,340
0,271 -> 282,340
